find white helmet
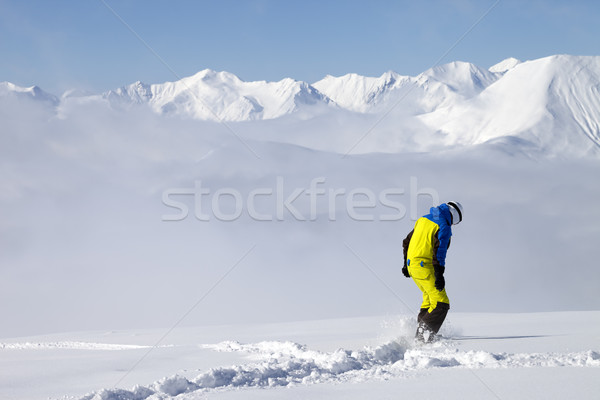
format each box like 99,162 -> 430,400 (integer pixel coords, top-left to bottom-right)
447,201 -> 463,225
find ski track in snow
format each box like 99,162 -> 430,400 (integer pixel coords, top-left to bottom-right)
0,341 -> 156,351
79,339 -> 600,399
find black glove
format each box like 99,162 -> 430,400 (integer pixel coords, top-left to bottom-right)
402,266 -> 410,278
434,265 -> 445,291
435,274 -> 445,291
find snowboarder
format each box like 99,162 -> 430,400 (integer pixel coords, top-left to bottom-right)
402,201 -> 463,343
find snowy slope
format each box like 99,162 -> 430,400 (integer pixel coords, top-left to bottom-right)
419,55 -> 600,157
421,61 -> 499,99
104,69 -> 333,121
312,71 -> 409,112
1,312 -> 598,399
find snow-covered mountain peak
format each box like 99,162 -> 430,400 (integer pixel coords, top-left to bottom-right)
420,54 -> 600,157
0,81 -> 28,94
312,70 -> 407,112
184,68 -> 243,86
104,80 -> 152,104
0,81 -> 59,105
420,61 -> 499,92
489,57 -> 522,73
314,70 -> 402,88
101,69 -> 334,121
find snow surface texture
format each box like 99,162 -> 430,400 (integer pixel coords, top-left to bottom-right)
2,312 -> 599,399
0,341 -> 152,350
79,335 -> 599,399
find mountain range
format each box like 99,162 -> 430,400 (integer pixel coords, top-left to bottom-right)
99,59 -> 504,119
2,54 -> 600,157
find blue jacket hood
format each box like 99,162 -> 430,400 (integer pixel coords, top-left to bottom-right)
429,203 -> 453,226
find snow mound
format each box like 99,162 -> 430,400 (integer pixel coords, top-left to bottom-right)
79,340 -> 600,399
0,341 -> 152,351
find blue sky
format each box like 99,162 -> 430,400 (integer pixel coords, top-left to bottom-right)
1,0 -> 599,94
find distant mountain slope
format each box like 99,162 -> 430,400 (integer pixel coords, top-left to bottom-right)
0,81 -> 59,106
104,69 -> 334,121
419,55 -> 600,157
312,62 -> 498,114
312,71 -> 407,112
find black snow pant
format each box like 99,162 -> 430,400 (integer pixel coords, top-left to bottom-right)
416,302 -> 449,341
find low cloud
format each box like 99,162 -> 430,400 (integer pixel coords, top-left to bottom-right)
1,96 -> 599,337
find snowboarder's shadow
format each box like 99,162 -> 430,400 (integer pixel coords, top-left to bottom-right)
451,335 -> 555,340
